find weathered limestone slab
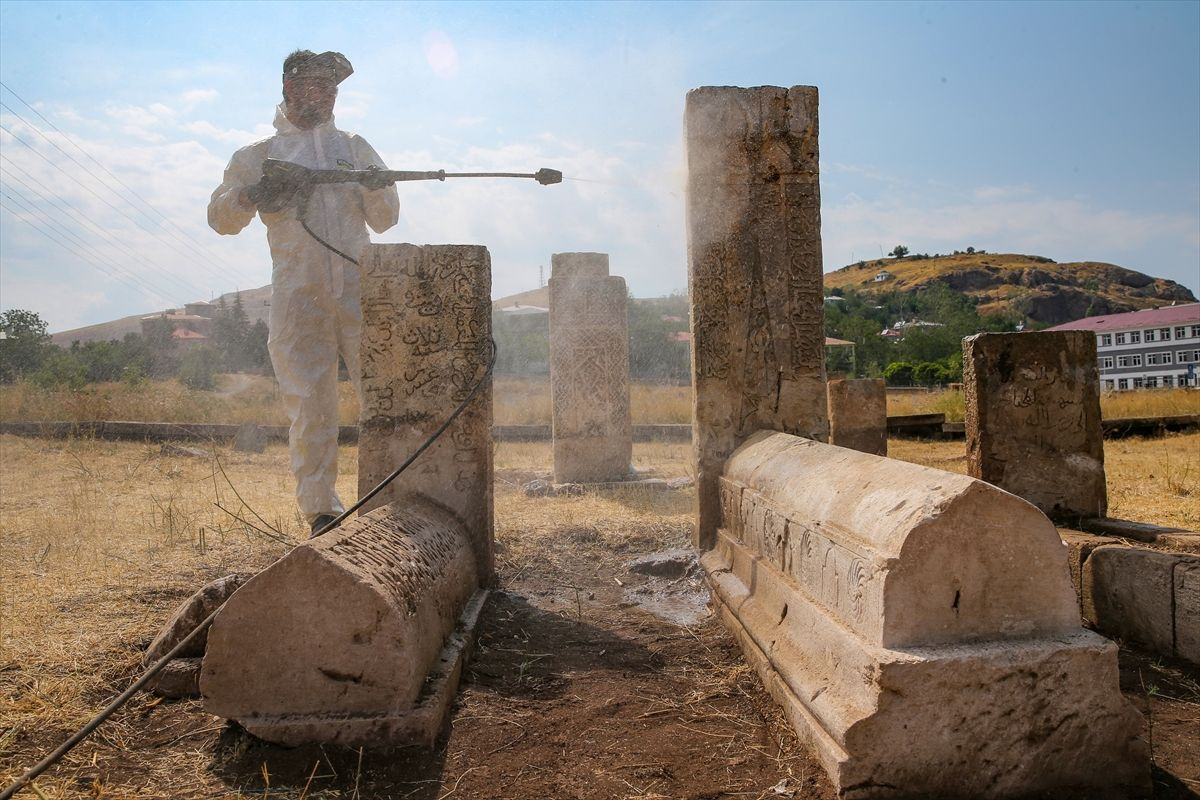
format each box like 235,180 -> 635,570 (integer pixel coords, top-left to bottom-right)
548,252 -> 632,483
1056,529 -> 1120,609
1175,562 -> 1200,663
1079,516 -> 1199,551
702,430 -> 1147,798
963,331 -> 1106,521
358,243 -> 494,579
1082,545 -> 1200,664
826,378 -> 886,455
201,497 -> 484,746
143,574 -> 244,664
149,658 -> 202,699
686,85 -> 828,549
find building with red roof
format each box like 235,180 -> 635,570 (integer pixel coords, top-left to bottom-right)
1047,303 -> 1200,390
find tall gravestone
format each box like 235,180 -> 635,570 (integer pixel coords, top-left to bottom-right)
358,243 -> 494,577
686,85 -> 828,549
549,252 -> 633,484
827,378 -> 887,456
963,331 -> 1106,521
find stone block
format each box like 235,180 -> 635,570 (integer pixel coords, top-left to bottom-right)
703,430 -> 1147,798
358,243 -> 493,579
144,574 -> 244,664
233,423 -> 267,453
827,378 -> 886,456
549,252 -> 633,484
1057,530 -> 1120,609
963,331 -> 1106,521
1083,545 -> 1177,654
686,85 -> 829,548
201,497 -> 484,746
1174,561 -> 1200,664
149,658 -> 202,699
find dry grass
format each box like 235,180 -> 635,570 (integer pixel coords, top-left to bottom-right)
1100,388 -> 1200,419
492,378 -> 691,425
0,376 -> 360,427
887,432 -> 1200,529
0,431 -> 1194,797
0,376 -> 695,427
886,388 -> 966,420
887,386 -> 1200,423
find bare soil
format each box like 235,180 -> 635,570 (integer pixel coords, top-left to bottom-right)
2,438 -> 1198,798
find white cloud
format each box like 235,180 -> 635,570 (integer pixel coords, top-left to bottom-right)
179,119 -> 271,145
179,89 -> 218,110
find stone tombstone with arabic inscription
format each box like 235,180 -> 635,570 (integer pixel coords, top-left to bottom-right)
549,252 -> 633,484
358,243 -> 494,577
963,330 -> 1106,520
686,85 -> 829,549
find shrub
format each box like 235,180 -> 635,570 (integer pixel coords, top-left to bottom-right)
178,347 -> 221,391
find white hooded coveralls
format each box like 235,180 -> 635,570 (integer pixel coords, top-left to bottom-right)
208,105 -> 399,522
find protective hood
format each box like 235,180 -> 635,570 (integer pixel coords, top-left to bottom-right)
274,102 -> 337,135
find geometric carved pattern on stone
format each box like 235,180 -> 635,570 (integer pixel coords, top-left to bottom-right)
686,86 -> 829,549
964,330 -> 1106,521
358,243 -> 493,578
703,431 -> 1148,797
827,378 -> 887,456
200,497 -> 482,746
549,252 -> 632,483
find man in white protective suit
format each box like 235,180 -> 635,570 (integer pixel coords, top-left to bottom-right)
208,50 -> 399,536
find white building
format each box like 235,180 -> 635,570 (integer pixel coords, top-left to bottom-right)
1047,303 -> 1200,390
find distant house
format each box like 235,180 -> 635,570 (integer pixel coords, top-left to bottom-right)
873,270 -> 894,283
140,309 -> 213,343
171,328 -> 209,348
1048,303 -> 1200,390
497,303 -> 548,317
184,300 -> 217,319
878,319 -> 944,339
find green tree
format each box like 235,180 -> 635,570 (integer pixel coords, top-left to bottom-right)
31,348 -> 86,390
178,346 -> 222,390
890,245 -> 910,259
211,293 -> 255,371
140,317 -> 179,377
0,309 -> 52,382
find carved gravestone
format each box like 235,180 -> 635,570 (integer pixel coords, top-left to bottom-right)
827,378 -> 887,456
358,243 -> 494,577
963,331 -> 1106,520
549,252 -> 633,484
686,85 -> 829,549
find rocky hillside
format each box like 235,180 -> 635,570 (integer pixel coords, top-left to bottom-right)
51,285 -> 272,346
824,253 -> 1196,326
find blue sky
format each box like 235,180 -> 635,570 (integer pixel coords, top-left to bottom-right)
1,0 -> 1197,332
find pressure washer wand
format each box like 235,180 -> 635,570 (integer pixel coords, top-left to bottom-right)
260,158 -> 562,188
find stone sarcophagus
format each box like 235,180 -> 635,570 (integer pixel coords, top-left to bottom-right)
201,497 -> 485,746
702,430 -> 1148,798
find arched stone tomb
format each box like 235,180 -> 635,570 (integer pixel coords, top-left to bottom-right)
200,495 -> 484,746
702,430 -> 1148,798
